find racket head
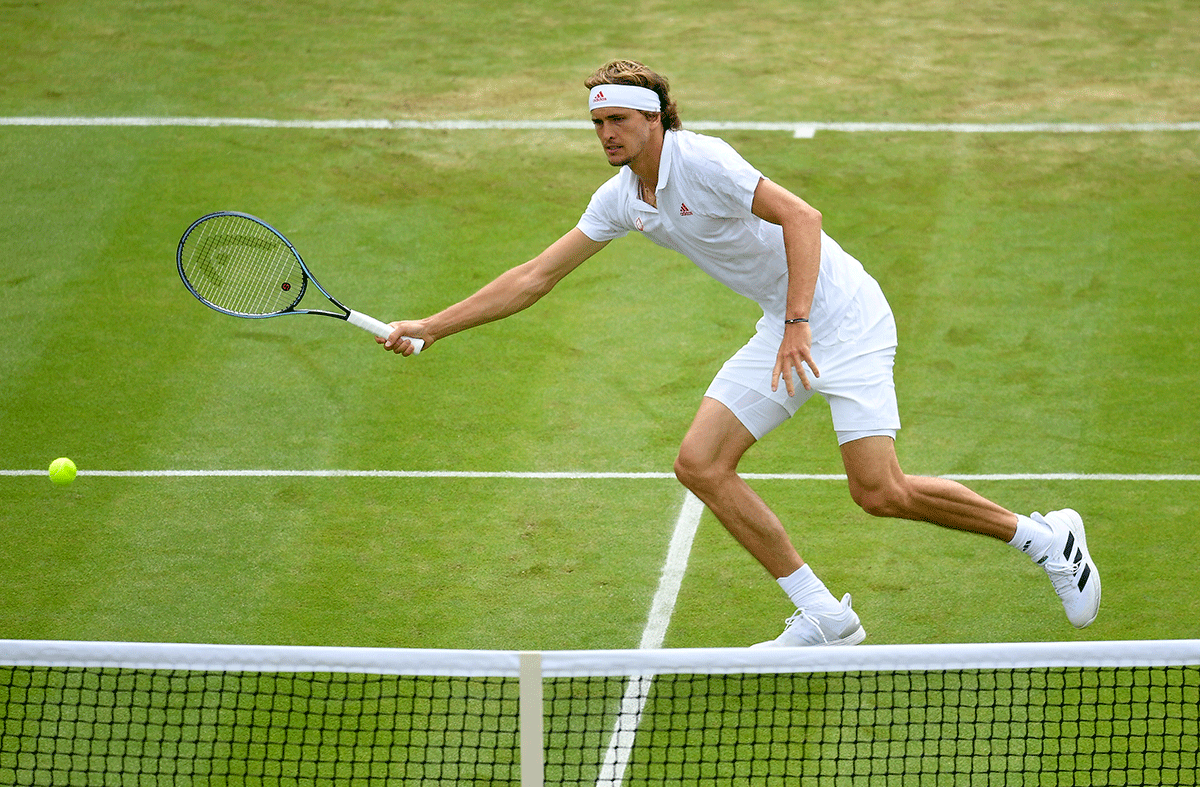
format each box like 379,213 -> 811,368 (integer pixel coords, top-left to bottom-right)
177,212 -> 309,318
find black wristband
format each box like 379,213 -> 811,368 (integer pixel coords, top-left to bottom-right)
784,317 -> 809,325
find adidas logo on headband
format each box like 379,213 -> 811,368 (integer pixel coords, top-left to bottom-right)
588,84 -> 662,114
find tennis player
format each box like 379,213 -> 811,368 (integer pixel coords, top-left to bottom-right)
382,60 -> 1101,645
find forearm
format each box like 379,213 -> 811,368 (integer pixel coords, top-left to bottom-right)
422,260 -> 550,342
417,229 -> 608,344
781,211 -> 822,321
751,178 -> 822,322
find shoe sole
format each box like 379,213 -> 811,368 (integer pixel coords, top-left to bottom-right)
750,626 -> 866,648
749,621 -> 868,648
827,625 -> 867,646
1058,508 -> 1101,628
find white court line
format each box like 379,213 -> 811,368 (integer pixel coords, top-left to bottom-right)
640,491 -> 706,651
9,464 -> 1196,781
2,469 -> 1198,481
2,116 -> 1198,139
595,490 -> 704,787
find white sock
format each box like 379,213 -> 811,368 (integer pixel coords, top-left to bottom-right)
777,564 -> 841,613
1009,513 -> 1053,560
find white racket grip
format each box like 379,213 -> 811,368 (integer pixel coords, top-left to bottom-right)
347,310 -> 424,354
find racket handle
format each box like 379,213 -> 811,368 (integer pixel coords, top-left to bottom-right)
347,310 -> 424,354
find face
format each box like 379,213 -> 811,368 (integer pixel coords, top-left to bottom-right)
591,107 -> 659,168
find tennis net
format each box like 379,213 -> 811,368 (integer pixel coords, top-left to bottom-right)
2,638 -> 1197,785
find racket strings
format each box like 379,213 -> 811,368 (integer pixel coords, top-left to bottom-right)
180,215 -> 304,316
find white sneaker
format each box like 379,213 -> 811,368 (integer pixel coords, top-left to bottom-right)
1034,509 -> 1101,628
751,593 -> 867,647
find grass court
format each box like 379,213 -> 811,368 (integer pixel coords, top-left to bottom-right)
2,0 -> 1198,652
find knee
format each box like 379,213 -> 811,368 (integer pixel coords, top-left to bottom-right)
674,445 -> 723,494
673,449 -> 706,491
849,477 -> 912,519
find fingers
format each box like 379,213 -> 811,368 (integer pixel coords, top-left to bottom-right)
772,355 -> 819,396
772,320 -> 820,396
772,363 -> 799,397
384,338 -> 418,356
383,323 -> 425,356
793,366 -> 808,395
386,338 -> 417,356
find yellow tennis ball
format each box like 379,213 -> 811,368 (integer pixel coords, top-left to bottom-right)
49,457 -> 77,486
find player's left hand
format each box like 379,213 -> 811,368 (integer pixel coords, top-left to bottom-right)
771,322 -> 819,396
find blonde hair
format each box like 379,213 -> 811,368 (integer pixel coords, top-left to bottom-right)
584,60 -> 682,131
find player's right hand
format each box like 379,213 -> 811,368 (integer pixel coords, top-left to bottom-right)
381,321 -> 430,356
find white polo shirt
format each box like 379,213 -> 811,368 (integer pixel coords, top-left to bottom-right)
576,129 -> 871,343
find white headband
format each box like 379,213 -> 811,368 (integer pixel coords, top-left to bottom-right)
588,84 -> 661,114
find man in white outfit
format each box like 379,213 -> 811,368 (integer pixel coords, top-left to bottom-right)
382,60 -> 1101,645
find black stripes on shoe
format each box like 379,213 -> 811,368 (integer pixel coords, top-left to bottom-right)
1062,529 -> 1093,591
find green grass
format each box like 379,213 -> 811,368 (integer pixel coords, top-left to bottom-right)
2,0 -> 1198,662
4,0 -> 1199,122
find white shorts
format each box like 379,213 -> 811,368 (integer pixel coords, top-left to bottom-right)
705,277 -> 901,444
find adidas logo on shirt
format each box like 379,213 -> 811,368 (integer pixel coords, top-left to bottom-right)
679,203 -> 693,216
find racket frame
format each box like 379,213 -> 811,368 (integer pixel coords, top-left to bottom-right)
177,211 -> 421,351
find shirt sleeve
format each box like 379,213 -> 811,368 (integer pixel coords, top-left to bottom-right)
575,175 -> 631,243
684,135 -> 763,218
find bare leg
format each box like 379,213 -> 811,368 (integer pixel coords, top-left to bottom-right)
839,435 -> 1018,540
673,397 -> 803,578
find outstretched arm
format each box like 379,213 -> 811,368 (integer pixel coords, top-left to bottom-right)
381,228 -> 609,355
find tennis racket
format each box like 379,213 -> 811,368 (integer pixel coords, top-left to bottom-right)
177,211 -> 423,353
